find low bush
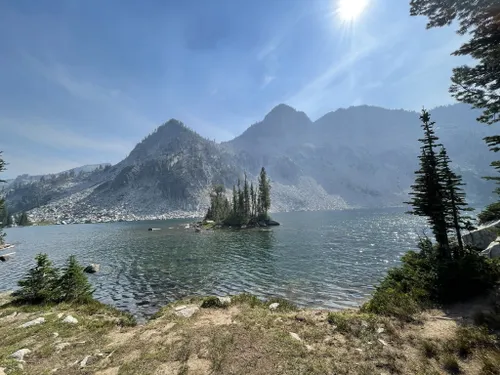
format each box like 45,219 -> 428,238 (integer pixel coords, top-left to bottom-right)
363,239 -> 500,320
447,326 -> 497,359
201,296 -> 228,309
15,253 -> 95,305
442,355 -> 461,374
421,340 -> 439,358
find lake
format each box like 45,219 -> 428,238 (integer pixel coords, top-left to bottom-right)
1,209 -> 425,320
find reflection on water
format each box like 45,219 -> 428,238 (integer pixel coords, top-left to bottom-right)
1,209 -> 425,319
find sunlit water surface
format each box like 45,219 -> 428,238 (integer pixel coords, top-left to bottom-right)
1,209 -> 426,320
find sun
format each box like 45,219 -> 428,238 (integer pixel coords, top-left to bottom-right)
337,0 -> 369,22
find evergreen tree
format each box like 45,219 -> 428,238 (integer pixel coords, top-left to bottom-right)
0,151 -> 6,244
438,147 -> 474,255
258,167 -> 271,218
237,178 -> 244,219
0,204 -> 8,228
243,174 -> 250,218
17,212 -> 31,227
232,185 -> 237,214
250,183 -> 256,218
17,254 -> 59,303
59,255 -> 94,302
410,1 -> 500,222
405,109 -> 450,255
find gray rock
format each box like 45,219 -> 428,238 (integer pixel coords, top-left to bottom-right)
462,220 -> 500,250
482,240 -> 500,259
218,296 -> 231,304
11,348 -> 31,361
80,355 -> 91,368
269,303 -> 280,310
289,332 -> 302,342
174,306 -> 199,318
0,367 -> 6,375
84,264 -> 100,273
62,315 -> 78,324
19,317 -> 45,328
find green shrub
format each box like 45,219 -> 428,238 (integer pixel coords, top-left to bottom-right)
16,253 -> 60,304
449,326 -> 496,359
478,202 -> 500,225
327,313 -> 352,333
201,296 -> 228,309
442,355 -> 460,374
232,293 -> 263,308
58,255 -> 94,302
364,238 -> 500,320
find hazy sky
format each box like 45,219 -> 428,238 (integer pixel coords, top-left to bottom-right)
0,0 -> 469,178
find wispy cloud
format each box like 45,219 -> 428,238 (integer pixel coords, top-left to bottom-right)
261,75 -> 276,89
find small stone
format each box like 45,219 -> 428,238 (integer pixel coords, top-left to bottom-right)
218,296 -> 231,304
53,332 -> 59,338
57,313 -> 64,319
269,303 -> 280,310
295,315 -> 306,322
62,315 -> 78,324
361,320 -> 369,328
174,305 -> 188,311
51,368 -> 59,373
174,306 -> 199,318
377,327 -> 385,334
19,317 -> 45,328
11,348 -> 31,361
84,264 -> 100,273
274,317 -> 283,323
0,367 -> 6,375
378,339 -> 389,346
80,355 -> 91,368
17,363 -> 24,371
55,343 -> 71,352
306,345 -> 314,352
355,348 -> 363,353
289,332 -> 302,342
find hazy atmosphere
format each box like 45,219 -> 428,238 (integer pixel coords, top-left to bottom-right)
0,0 -> 469,178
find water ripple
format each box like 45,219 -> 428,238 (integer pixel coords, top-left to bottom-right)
1,208 -> 425,319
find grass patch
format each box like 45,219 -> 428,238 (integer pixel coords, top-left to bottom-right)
421,340 -> 439,358
265,297 -> 298,312
442,355 -> 461,374
231,293 -> 264,308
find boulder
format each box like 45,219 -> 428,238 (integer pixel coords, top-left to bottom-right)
62,315 -> 78,324
11,348 -> 31,361
218,296 -> 231,304
174,305 -> 199,318
481,240 -> 500,259
269,303 -> 280,310
84,264 -> 100,273
462,220 -> 500,250
266,220 -> 280,226
19,317 -> 45,328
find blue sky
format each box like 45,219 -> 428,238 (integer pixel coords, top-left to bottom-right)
0,0 -> 469,178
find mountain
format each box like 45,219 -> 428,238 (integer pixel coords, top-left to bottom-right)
2,103 -> 496,223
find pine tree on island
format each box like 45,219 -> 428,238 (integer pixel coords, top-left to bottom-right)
204,167 -> 279,228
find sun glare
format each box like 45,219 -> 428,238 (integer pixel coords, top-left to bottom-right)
337,0 -> 369,22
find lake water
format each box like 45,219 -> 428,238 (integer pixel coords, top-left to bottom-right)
1,209 -> 425,320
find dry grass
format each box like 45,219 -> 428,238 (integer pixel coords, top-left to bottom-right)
0,293 -> 499,375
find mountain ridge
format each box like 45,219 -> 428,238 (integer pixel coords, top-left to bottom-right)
2,103 -> 495,224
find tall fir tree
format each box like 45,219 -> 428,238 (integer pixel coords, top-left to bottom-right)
258,167 -> 271,217
232,185 -> 237,214
250,183 -> 256,218
243,174 -> 250,218
438,147 -> 474,254
0,151 -> 6,244
405,109 -> 450,256
237,178 -> 244,219
17,212 -> 31,227
410,1 -> 500,223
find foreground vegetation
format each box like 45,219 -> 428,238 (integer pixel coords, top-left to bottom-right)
1,291 -> 499,375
